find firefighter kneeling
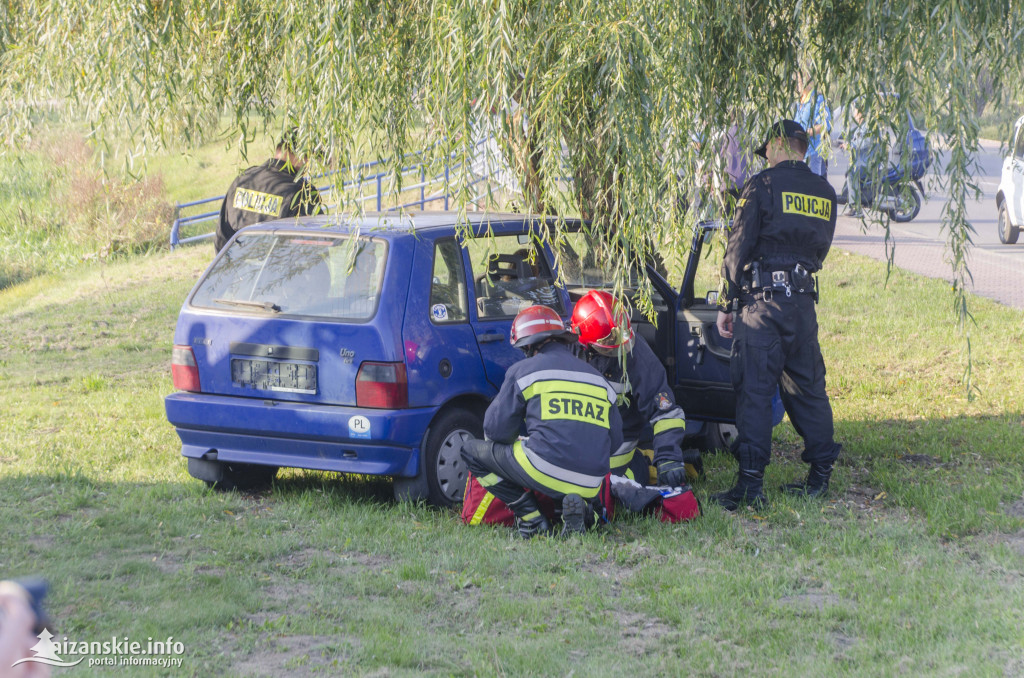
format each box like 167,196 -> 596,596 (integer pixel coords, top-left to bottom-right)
570,291 -> 699,486
460,305 -> 622,539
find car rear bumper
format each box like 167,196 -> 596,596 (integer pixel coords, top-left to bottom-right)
164,392 -> 437,477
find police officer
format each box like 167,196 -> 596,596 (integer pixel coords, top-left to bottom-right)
215,130 -> 325,253
713,119 -> 843,511
461,305 -> 622,538
570,291 -> 697,486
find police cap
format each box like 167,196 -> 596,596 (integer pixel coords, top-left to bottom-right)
754,119 -> 809,158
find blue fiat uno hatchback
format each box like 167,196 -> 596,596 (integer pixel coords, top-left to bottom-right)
165,213 -> 765,506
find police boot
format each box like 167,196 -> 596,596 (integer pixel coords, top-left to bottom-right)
507,491 -> 552,539
710,469 -> 768,512
560,493 -> 588,537
781,463 -> 833,498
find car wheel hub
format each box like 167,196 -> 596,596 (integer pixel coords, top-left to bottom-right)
436,428 -> 472,502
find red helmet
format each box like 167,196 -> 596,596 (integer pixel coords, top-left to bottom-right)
570,291 -> 634,349
510,305 -> 573,349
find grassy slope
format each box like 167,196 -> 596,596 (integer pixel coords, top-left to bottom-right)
1,243 -> 1023,677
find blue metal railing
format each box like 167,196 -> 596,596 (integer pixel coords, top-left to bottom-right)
170,138 -> 495,248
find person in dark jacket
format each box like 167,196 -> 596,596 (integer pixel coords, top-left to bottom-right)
461,304 -> 622,538
214,131 -> 325,253
713,119 -> 842,511
570,290 -> 698,486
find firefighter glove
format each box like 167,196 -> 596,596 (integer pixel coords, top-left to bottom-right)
657,460 -> 688,488
682,449 -> 704,480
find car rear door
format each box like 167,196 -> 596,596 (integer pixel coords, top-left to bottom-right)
402,234 -> 493,404
673,222 -> 735,422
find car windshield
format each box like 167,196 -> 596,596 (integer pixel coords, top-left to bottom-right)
191,232 -> 387,320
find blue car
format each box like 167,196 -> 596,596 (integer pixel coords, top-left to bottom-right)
165,213 -> 770,506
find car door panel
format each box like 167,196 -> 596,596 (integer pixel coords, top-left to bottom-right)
675,305 -> 735,421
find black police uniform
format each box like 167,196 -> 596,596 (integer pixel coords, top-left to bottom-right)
461,341 -> 622,510
215,159 -> 324,253
720,159 -> 842,488
584,338 -> 688,480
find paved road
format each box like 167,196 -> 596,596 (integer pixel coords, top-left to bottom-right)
826,139 -> 1024,309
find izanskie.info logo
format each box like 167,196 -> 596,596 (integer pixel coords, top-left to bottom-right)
12,628 -> 185,670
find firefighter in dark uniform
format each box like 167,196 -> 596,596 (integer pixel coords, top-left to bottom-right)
570,291 -> 698,486
461,305 -> 622,538
712,119 -> 843,511
214,131 -> 325,253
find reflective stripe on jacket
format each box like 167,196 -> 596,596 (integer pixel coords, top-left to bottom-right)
483,342 -> 621,484
586,338 -> 686,466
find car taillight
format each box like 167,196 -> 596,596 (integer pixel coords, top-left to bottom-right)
356,361 -> 408,409
171,345 -> 201,392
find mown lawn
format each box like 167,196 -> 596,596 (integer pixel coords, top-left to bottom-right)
1,243 -> 1023,677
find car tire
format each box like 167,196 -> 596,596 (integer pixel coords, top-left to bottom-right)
888,185 -> 922,223
700,422 -> 739,457
998,203 -> 1020,245
422,408 -> 481,507
188,457 -> 278,492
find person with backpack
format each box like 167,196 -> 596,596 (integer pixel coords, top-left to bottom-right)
460,305 -> 622,539
570,291 -> 698,486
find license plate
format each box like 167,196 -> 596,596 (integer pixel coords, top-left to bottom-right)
231,358 -> 317,394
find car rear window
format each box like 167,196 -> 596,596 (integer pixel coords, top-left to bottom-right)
191,232 -> 387,320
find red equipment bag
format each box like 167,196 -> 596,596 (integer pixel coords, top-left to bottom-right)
607,474 -> 701,523
461,474 -> 516,526
656,485 -> 702,523
461,473 -> 610,526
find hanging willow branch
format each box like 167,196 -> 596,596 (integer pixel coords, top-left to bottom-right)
1,0 -> 1021,394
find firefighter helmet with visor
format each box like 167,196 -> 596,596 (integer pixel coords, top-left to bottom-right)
510,305 -> 574,350
570,290 -> 634,352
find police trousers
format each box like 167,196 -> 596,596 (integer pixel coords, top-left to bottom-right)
731,293 -> 841,472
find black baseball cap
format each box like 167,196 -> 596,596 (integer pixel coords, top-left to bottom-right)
754,119 -> 809,158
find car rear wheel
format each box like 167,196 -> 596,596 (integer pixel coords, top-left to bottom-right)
998,203 -> 1020,245
423,408 -> 481,507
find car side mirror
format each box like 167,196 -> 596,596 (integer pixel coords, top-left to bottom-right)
705,291 -> 719,305
517,234 -> 531,245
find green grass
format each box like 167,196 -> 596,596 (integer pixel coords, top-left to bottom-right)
1,243 -> 1024,676
0,125 -> 282,290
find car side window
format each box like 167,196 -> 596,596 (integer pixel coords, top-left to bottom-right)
465,235 -> 563,318
429,240 -> 469,323
1015,126 -> 1024,160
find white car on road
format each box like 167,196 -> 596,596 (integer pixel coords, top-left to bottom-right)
996,114 -> 1024,244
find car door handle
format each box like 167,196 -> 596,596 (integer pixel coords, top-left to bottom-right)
477,332 -> 505,343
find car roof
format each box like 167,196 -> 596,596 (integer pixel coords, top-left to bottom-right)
242,211 -> 581,239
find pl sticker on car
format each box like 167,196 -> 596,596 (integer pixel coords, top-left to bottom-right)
348,415 -> 372,439
431,304 -> 448,321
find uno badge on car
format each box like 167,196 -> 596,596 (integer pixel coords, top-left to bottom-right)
348,415 -> 372,439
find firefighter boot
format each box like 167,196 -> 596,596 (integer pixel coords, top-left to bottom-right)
781,463 -> 833,498
710,468 -> 767,511
560,493 -> 587,537
507,491 -> 552,539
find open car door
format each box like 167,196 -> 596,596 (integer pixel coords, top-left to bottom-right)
674,221 -> 736,424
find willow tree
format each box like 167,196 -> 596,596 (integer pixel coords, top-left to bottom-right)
1,0 -> 1021,387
